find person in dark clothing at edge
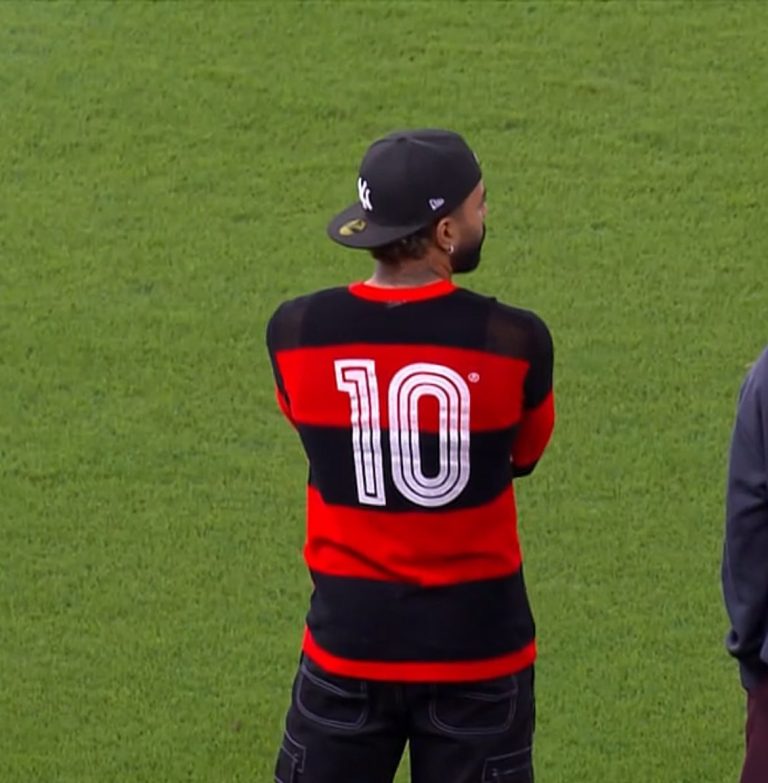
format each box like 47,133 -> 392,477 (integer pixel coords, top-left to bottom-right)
723,346 -> 768,783
267,129 -> 555,783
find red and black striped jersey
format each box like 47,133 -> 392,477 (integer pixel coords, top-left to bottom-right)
266,278 -> 554,682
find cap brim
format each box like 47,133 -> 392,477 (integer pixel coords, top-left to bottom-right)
327,203 -> 429,249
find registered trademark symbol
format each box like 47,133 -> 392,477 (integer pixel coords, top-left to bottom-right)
468,372 -> 480,383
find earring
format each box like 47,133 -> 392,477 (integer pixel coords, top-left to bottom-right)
448,244 -> 455,255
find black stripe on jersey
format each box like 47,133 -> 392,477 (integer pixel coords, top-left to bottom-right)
298,423 -> 517,512
307,569 -> 535,663
269,287 -> 535,361
267,287 -> 551,371
304,289 -> 488,350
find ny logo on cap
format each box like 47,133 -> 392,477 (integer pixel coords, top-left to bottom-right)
429,198 -> 445,211
358,177 -> 373,212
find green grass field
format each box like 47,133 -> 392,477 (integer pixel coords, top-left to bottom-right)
2,1 -> 767,780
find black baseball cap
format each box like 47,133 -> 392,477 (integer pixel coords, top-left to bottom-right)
327,129 -> 482,249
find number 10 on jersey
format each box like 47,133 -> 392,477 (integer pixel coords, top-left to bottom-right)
334,360 -> 471,509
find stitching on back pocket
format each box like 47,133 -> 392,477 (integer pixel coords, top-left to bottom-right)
429,678 -> 517,737
296,668 -> 369,730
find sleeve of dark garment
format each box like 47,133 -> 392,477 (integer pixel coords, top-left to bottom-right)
722,347 -> 768,690
266,303 -> 296,426
511,314 -> 555,478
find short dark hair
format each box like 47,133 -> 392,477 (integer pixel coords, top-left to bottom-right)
370,225 -> 434,265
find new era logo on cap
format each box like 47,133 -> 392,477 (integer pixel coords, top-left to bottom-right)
429,198 -> 445,211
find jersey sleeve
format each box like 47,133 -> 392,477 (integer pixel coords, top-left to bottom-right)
266,303 -> 295,425
511,314 -> 555,477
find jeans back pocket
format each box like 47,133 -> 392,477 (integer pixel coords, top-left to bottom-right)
296,659 -> 369,730
429,674 -> 518,736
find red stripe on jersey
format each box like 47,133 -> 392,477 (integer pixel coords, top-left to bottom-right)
305,485 -> 521,586
303,628 -> 537,682
275,345 -> 529,431
348,280 -> 456,302
512,391 -> 555,468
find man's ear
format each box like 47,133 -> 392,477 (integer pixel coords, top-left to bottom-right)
434,216 -> 457,255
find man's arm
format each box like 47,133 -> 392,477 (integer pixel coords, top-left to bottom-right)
511,314 -> 555,477
722,348 -> 768,690
266,304 -> 296,426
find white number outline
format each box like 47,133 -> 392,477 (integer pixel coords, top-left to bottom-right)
334,360 -> 386,506
389,364 -> 471,507
335,360 -> 471,508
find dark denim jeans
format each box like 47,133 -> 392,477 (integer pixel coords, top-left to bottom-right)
742,677 -> 768,783
275,655 -> 535,783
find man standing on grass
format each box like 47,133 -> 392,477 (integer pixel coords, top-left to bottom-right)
267,129 -> 554,783
723,347 -> 768,783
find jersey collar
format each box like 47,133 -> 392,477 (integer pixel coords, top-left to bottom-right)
348,279 -> 456,303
